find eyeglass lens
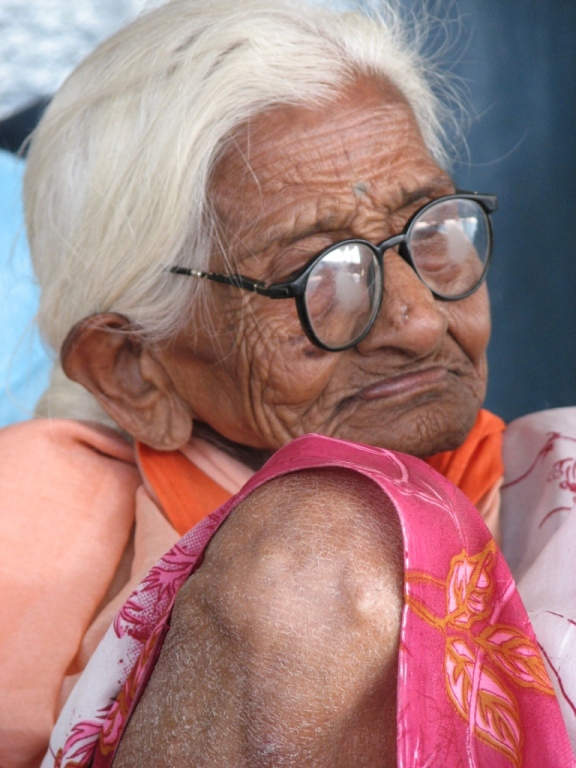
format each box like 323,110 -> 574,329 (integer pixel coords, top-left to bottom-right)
303,198 -> 489,350
305,244 -> 382,350
409,198 -> 490,299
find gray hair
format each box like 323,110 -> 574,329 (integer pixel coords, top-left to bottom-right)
24,0 -> 458,423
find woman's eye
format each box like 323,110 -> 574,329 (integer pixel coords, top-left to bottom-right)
306,272 -> 338,317
412,220 -> 444,241
268,243 -> 325,282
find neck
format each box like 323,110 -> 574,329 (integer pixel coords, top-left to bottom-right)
192,422 -> 273,472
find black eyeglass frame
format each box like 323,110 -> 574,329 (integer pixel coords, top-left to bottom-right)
169,191 -> 497,352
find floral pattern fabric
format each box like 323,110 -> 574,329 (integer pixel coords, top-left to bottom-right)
501,407 -> 576,750
42,433 -> 574,767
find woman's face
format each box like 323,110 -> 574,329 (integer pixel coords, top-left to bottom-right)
160,77 -> 490,457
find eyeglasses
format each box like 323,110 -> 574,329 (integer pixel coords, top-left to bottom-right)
169,191 -> 497,352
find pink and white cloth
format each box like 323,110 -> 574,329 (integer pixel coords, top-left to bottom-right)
502,407 -> 576,750
43,431 -> 575,767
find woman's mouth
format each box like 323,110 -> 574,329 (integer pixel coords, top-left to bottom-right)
356,367 -> 451,401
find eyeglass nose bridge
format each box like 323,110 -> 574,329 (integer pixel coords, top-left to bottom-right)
374,233 -> 415,277
374,233 -> 407,261
373,231 -> 442,304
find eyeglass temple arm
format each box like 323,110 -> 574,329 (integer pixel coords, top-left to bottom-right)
167,266 -> 294,298
456,190 -> 498,213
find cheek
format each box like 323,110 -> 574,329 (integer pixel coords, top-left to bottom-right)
199,283 -> 331,398
245,306 -> 336,399
447,285 -> 491,375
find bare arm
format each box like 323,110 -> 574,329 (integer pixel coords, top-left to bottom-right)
113,468 -> 403,768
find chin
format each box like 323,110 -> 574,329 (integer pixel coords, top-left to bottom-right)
411,409 -> 481,457
340,399 -> 482,458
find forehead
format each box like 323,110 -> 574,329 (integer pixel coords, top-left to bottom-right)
209,76 -> 450,261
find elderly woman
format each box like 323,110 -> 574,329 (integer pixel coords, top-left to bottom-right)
1,1 -> 575,766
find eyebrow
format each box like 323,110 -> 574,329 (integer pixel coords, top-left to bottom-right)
399,179 -> 455,208
280,179 -> 455,245
233,176 -> 455,265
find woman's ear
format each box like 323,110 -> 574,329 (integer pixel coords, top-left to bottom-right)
61,313 -> 193,450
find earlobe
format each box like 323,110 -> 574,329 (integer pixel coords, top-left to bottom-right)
61,313 -> 193,450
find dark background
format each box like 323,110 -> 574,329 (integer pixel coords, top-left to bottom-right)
433,0 -> 576,421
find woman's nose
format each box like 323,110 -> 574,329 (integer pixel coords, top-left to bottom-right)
355,250 -> 448,358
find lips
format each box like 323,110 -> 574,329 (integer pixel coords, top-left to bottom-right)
356,366 -> 451,401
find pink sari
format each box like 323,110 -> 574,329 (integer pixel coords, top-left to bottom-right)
43,434 -> 574,767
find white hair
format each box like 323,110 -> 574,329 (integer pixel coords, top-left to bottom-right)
24,0 -> 459,423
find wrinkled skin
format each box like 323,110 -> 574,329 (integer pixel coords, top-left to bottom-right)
155,76 -> 489,461
111,76 -> 491,766
115,469 -> 404,768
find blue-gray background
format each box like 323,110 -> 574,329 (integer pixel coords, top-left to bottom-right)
442,0 -> 576,420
